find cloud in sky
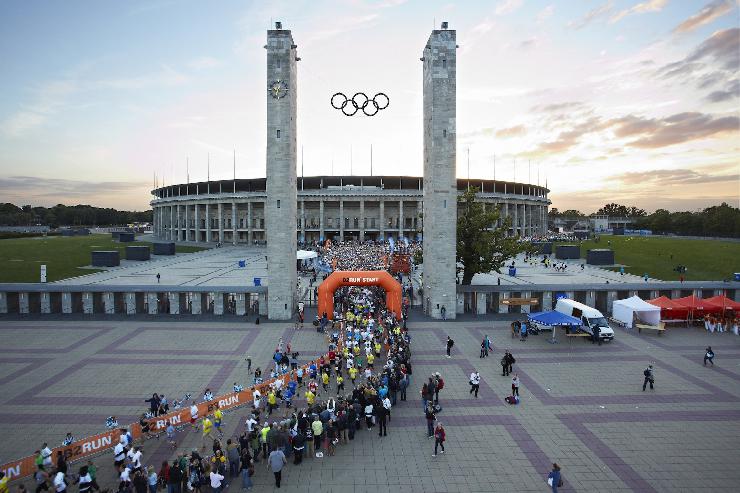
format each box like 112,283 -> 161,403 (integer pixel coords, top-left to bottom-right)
536,5 -> 554,24
568,1 -> 614,30
186,57 -> 223,71
0,176 -> 150,209
495,0 -> 524,16
614,168 -> 738,186
1,79 -> 78,138
610,0 -> 668,24
609,112 -> 740,148
495,124 -> 527,138
672,0 -> 734,34
1,1 -> 739,212
705,79 -> 740,102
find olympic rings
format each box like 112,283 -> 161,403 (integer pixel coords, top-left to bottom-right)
330,92 -> 390,116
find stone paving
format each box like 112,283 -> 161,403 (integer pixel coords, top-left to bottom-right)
1,316 -> 740,492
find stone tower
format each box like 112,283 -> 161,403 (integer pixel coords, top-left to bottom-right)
265,22 -> 298,320
422,23 -> 457,319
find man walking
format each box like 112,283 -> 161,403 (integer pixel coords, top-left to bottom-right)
704,346 -> 715,366
267,448 -> 286,488
642,364 -> 655,391
376,400 -> 388,437
592,325 -> 601,345
446,336 -> 454,358
469,371 -> 481,398
511,374 -> 520,397
425,404 -> 436,438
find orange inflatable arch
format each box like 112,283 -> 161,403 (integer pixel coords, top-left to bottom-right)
318,270 -> 402,320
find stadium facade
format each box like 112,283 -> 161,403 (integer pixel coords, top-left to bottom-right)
150,175 -> 550,244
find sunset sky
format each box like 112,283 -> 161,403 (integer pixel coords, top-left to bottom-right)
0,0 -> 738,212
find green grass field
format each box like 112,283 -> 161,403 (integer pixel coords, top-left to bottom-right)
0,234 -> 205,283
564,235 -> 740,281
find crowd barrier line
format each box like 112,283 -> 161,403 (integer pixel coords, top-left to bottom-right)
0,350 -> 332,481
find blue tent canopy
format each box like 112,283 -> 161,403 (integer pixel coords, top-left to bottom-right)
528,310 -> 581,326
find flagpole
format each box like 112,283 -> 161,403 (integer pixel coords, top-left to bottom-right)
370,144 -> 373,176
207,153 -> 210,194
233,148 -> 236,194
186,156 -> 189,185
467,147 -> 470,190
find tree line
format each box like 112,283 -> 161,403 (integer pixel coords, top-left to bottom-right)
549,202 -> 739,238
0,203 -> 153,228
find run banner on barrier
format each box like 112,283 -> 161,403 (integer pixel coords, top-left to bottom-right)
1,428 -> 127,481
1,357 -> 321,481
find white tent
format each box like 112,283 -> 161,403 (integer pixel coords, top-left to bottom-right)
297,250 -> 318,260
612,295 -> 661,328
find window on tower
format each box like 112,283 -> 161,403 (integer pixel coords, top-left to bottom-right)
276,129 -> 281,139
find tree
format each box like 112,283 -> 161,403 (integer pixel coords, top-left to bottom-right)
456,187 -> 524,285
560,209 -> 585,218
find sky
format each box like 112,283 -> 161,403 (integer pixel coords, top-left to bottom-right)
0,0 -> 738,213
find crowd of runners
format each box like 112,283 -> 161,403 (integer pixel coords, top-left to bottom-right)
317,240 -> 421,271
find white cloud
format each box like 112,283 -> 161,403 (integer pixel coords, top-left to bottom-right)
305,14 -> 380,42
96,65 -> 188,90
1,79 -> 77,138
537,5 -> 554,24
186,57 -> 222,71
568,1 -> 614,30
610,0 -> 669,24
495,0 -> 523,16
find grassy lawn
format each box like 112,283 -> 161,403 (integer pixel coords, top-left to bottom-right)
0,234 -> 205,282
558,235 -> 740,281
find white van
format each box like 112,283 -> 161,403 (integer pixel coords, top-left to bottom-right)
554,298 -> 615,342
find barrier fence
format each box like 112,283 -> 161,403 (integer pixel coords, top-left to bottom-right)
1,352 -> 329,481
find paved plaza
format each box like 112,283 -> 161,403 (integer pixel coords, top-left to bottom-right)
1,316 -> 740,492
54,246 -> 269,287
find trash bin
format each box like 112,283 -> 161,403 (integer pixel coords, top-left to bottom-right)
253,277 -> 261,286
508,267 -> 516,277
734,273 -> 740,282
238,260 -> 246,268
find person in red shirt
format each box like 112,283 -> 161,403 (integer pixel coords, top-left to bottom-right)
433,423 -> 445,457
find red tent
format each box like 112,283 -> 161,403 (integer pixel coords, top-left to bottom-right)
647,296 -> 689,320
673,295 -> 722,318
703,295 -> 740,312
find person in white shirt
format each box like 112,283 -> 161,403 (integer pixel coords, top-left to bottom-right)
469,371 -> 481,398
209,470 -> 225,493
127,446 -> 142,471
245,415 -> 258,433
190,402 -> 199,431
41,443 -> 53,468
113,439 -> 126,471
253,389 -> 262,410
53,471 -> 66,493
119,467 -> 131,490
511,374 -> 520,397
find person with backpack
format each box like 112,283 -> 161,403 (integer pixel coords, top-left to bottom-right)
642,364 -> 655,391
434,373 -> 444,405
704,346 -> 715,366
446,336 -> 454,358
547,463 -> 563,492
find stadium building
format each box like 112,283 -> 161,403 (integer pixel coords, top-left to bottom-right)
150,175 -> 550,244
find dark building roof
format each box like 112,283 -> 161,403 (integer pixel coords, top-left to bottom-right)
152,176 -> 549,199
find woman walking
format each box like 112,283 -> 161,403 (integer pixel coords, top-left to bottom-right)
239,448 -> 253,490
547,463 -> 562,492
511,374 -> 520,397
432,422 -> 445,457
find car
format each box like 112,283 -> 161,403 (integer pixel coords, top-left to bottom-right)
554,298 -> 614,342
